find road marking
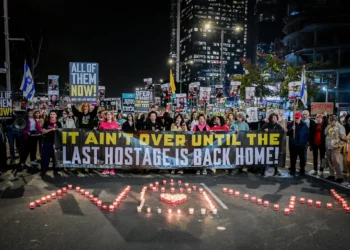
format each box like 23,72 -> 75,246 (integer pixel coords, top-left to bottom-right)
200,183 -> 228,210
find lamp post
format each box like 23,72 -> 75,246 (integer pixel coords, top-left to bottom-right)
204,23 -> 243,85
168,59 -> 194,93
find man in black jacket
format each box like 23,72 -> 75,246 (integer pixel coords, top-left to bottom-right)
309,114 -> 327,176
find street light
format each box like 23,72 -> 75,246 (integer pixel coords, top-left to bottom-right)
204,22 -> 243,85
168,59 -> 194,93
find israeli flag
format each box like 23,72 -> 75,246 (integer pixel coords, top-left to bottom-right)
300,66 -> 307,107
20,61 -> 36,99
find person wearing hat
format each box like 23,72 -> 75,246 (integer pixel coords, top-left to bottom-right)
325,115 -> 349,183
286,111 -> 309,176
309,114 -> 327,176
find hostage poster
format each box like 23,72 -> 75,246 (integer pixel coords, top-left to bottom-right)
135,91 -> 152,112
55,130 -> 286,169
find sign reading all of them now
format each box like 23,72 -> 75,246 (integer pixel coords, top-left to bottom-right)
69,62 -> 99,102
0,91 -> 13,119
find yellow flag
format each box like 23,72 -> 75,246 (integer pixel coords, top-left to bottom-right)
170,69 -> 176,94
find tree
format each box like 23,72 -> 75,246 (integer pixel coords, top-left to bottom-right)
26,34 -> 43,80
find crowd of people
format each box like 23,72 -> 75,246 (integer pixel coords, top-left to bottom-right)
1,102 -> 350,183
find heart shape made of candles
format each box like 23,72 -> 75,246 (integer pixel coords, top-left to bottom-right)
160,193 -> 187,205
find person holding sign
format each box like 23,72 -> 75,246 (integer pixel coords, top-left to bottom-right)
71,100 -> 100,129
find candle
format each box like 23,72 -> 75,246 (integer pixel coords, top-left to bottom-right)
35,200 -> 41,206
41,197 -> 47,204
57,190 -> 62,196
187,188 -> 192,194
177,209 -> 181,214
108,205 -> 114,212
345,207 -> 350,213
102,205 -> 107,210
157,208 -> 162,214
192,186 -> 197,191
137,206 -> 142,213
76,187 -> 80,192
189,208 -> 194,215
300,198 -> 305,204
290,196 -> 296,201
62,187 -> 67,193
153,187 -> 157,192
257,198 -> 262,205
149,183 -> 153,188
51,193 -> 56,199
85,191 -> 90,197
199,188 -> 204,194
46,195 -> 51,202
284,208 -> 290,215
178,180 -> 182,185
171,179 -> 174,183
264,201 -> 269,207
147,207 -> 151,213
251,197 -> 257,203
179,188 -> 184,193
155,182 -> 159,187
161,187 -> 165,193
235,191 -> 240,197
315,201 -> 321,208
290,201 -> 295,206
222,188 -> 228,193
212,209 -> 217,215
168,209 -> 172,214
113,202 -> 118,207
307,199 -> 313,206
89,195 -> 94,200
228,189 -> 233,195
163,180 -> 166,185
327,203 -> 332,209
244,194 -> 249,200
80,189 -> 85,195
342,204 -> 347,210
274,204 -> 279,211
29,202 -> 35,209
93,198 -> 98,203
68,184 -> 72,190
185,183 -> 189,188
330,189 -> 335,193
171,188 -> 175,193
97,200 -> 102,207
201,208 -> 206,215
289,204 -> 294,211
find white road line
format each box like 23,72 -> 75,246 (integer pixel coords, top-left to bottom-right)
200,183 -> 228,210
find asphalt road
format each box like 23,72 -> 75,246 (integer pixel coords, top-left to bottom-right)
0,167 -> 349,250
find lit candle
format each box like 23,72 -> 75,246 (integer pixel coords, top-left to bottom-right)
244,194 -> 249,200
149,183 -> 153,188
315,201 -> 321,208
290,201 -> 295,206
274,204 -> 279,211
179,188 -> 184,193
147,207 -> 151,213
201,208 -> 206,215
177,209 -> 181,214
112,202 -> 117,207
251,197 -> 256,203
257,198 -> 262,205
161,187 -> 165,193
68,184 -> 72,190
89,195 -> 94,200
41,197 -> 47,204
29,202 -> 35,209
153,187 -> 157,192
51,193 -> 56,199
290,196 -> 296,201
189,208 -> 194,215
327,203 -> 332,209
163,180 -> 166,185
289,204 -> 294,211
46,195 -> 51,202
192,186 -> 197,191
109,205 -> 115,212
284,208 -> 290,215
235,191 -> 240,197
178,180 -> 182,185
300,198 -> 305,204
80,189 -> 85,195
93,197 -> 98,203
62,187 -> 67,193
199,188 -> 204,194
155,182 -> 159,187
85,191 -> 90,197
187,188 -> 192,194
97,200 -> 102,207
345,207 -> 350,213
222,188 -> 228,193
168,209 -> 172,214
76,187 -> 80,192
171,179 -> 174,183
102,205 -> 107,210
307,199 -> 313,206
330,189 -> 335,193
212,209 -> 217,215
157,208 -> 161,214
228,189 -> 233,195
342,204 -> 347,210
35,200 -> 41,206
57,190 -> 62,196
264,201 -> 269,207
171,187 -> 175,193
184,183 -> 189,188
137,206 -> 142,213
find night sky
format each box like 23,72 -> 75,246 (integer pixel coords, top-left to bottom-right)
0,0 -> 170,96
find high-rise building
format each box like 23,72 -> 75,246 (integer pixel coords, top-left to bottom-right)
170,0 -> 249,90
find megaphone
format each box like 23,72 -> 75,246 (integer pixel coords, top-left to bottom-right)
12,110 -> 27,131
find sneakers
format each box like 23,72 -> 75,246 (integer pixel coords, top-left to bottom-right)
196,170 -> 201,175
318,171 -> 324,177
109,169 -> 115,175
177,170 -> 184,174
171,170 -> 175,175
202,169 -> 207,175
31,161 -> 39,166
308,170 -> 316,175
102,169 -> 109,175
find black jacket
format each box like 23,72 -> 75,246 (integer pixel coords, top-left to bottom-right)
122,121 -> 136,133
261,122 -> 283,131
72,105 -> 98,129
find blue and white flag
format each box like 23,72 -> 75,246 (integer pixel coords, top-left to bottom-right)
20,61 -> 35,99
300,66 -> 307,107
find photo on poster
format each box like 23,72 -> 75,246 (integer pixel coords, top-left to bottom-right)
215,85 -> 223,98
48,94 -> 59,107
246,107 -> 258,123
288,81 -> 302,100
48,75 -> 59,91
229,81 -> 241,97
199,87 -> 211,104
144,78 -> 153,90
245,87 -> 256,102
176,93 -> 187,110
161,83 -> 171,99
188,82 -> 200,99
98,86 -> 105,99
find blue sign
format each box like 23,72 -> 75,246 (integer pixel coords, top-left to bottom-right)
69,62 -> 99,102
122,93 -> 136,113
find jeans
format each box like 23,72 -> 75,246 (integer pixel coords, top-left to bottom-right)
41,142 -> 55,173
6,129 -> 21,160
312,145 -> 325,172
20,136 -> 38,164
